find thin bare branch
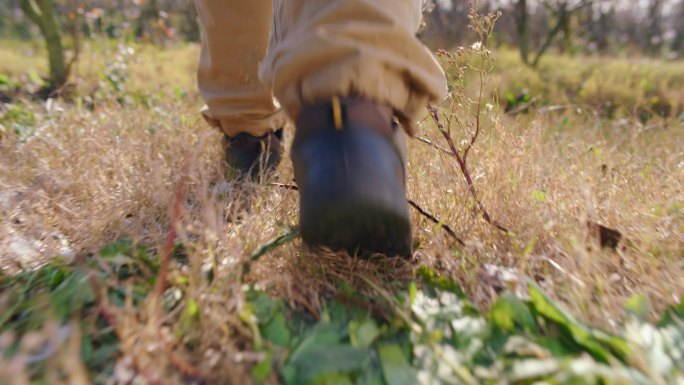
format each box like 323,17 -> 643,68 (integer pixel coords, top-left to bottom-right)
463,59 -> 486,161
156,156 -> 190,299
427,103 -> 510,234
414,135 -> 451,156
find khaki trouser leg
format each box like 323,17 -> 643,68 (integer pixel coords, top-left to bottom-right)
194,0 -> 285,138
261,0 -> 447,134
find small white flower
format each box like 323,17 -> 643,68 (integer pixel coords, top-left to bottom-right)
471,41 -> 482,51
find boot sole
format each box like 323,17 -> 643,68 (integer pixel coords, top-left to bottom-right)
301,200 -> 412,257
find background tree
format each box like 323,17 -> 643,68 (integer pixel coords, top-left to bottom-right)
3,0 -> 682,87
646,0 -> 665,54
515,0 -> 530,63
583,0 -> 614,53
18,0 -> 68,92
673,0 -> 684,53
517,0 -> 589,66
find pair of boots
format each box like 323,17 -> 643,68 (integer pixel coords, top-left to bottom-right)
224,98 -> 412,258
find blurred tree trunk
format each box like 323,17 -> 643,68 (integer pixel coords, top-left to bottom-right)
558,2 -> 575,54
673,0 -> 684,53
135,0 -> 159,40
530,0 -> 587,67
516,0 -> 530,64
646,0 -> 664,54
589,1 -> 612,52
19,0 -> 67,92
180,0 -> 199,42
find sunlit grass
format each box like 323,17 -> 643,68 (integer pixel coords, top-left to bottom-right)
0,40 -> 682,384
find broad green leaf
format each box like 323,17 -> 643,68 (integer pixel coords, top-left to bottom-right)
247,289 -> 279,322
262,312 -> 291,347
378,344 -> 415,385
51,270 -> 95,319
311,373 -> 354,385
657,301 -> 684,327
528,284 -> 630,362
417,266 -> 466,297
489,293 -> 538,334
357,363 -> 385,385
99,239 -> 133,258
287,345 -> 371,384
349,319 -> 380,348
288,323 -> 346,364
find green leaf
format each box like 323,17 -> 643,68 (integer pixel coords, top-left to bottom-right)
262,312 -> 291,347
100,239 -> 133,258
528,284 -> 630,362
416,266 -> 465,297
378,344 -> 415,385
179,298 -> 200,332
288,323 -> 346,364
311,373 -> 354,385
489,293 -> 538,334
50,270 -> 95,319
357,363 -> 385,385
247,289 -> 280,322
408,282 -> 417,306
657,301 -> 684,327
505,91 -> 516,105
349,319 -> 380,348
286,345 -> 371,384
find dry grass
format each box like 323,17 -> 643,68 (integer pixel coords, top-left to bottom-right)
1,40 -> 683,383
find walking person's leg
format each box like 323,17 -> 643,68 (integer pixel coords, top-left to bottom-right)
262,0 -> 447,256
194,0 -> 286,178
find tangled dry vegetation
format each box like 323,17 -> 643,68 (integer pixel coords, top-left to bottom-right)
0,17 -> 683,385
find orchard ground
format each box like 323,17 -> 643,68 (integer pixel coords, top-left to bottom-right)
0,40 -> 682,384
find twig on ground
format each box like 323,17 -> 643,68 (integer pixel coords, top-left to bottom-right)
270,182 -> 298,191
537,104 -> 584,114
269,182 -> 465,245
408,199 -> 465,246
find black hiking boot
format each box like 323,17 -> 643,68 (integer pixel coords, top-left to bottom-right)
291,97 -> 412,258
223,129 -> 284,180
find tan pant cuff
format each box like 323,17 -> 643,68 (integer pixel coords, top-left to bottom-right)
276,59 -> 443,136
200,106 -> 286,138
